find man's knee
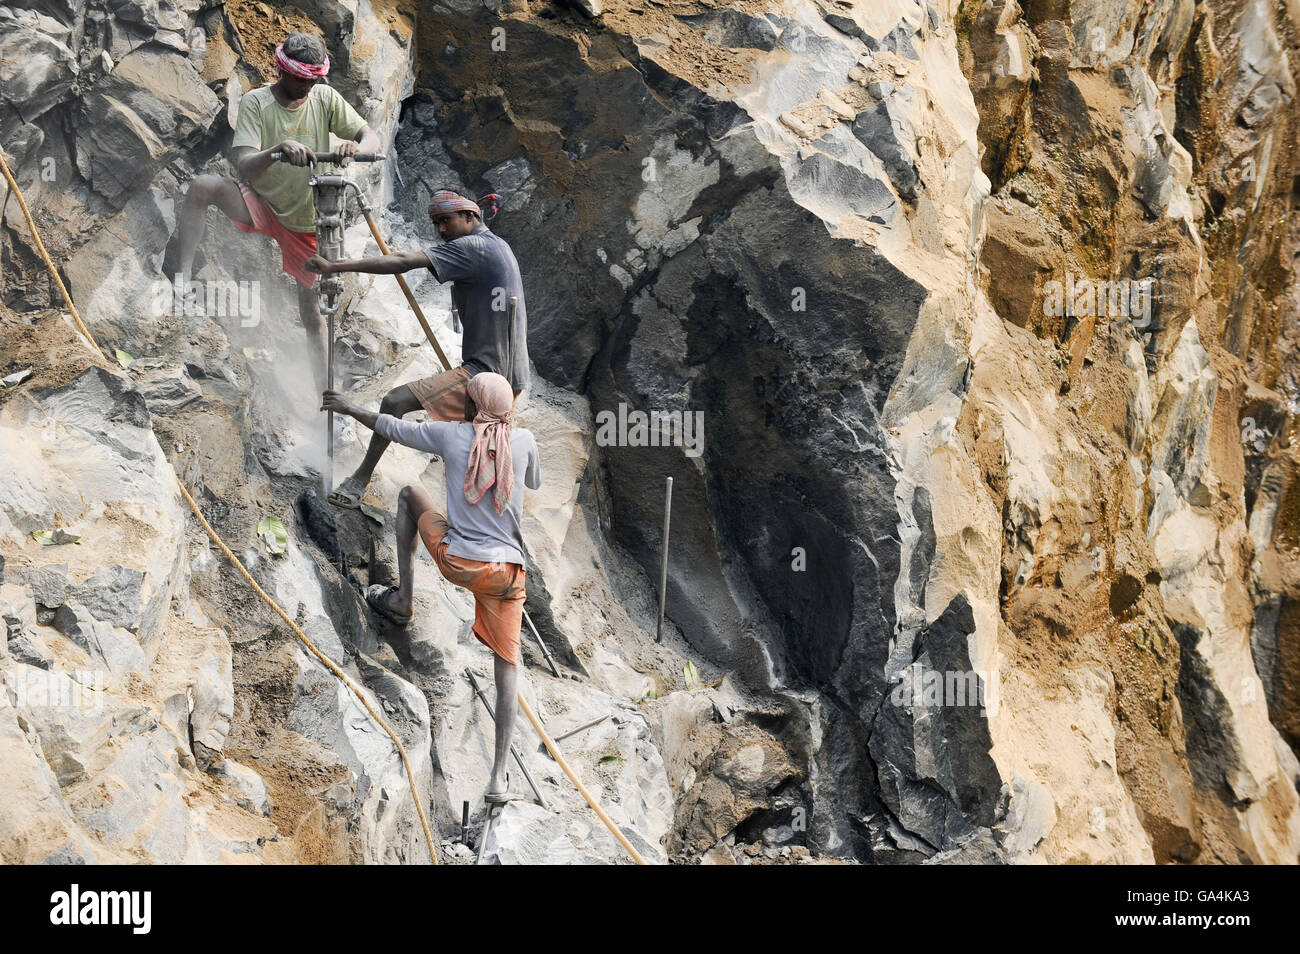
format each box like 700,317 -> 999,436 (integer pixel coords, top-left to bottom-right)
188,175 -> 224,205
380,386 -> 418,417
398,484 -> 432,517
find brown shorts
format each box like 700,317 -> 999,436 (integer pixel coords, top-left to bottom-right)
406,366 -> 522,421
407,366 -> 473,422
418,509 -> 526,665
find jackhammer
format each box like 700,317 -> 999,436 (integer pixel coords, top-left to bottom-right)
272,148 -> 384,494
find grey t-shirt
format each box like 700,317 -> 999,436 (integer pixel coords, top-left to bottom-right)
374,413 -> 542,566
425,223 -> 530,391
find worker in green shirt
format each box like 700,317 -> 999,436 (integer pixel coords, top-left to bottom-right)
171,32 -> 381,391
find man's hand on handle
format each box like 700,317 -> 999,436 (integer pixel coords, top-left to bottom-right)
304,255 -> 333,275
322,390 -> 379,430
275,140 -> 316,166
334,140 -> 359,168
321,390 -> 354,416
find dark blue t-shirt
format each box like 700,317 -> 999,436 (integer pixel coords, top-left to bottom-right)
425,223 -> 530,391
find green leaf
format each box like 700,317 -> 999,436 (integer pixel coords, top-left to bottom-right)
32,528 -> 80,546
257,515 -> 287,555
684,659 -> 701,690
359,502 -> 387,526
114,349 -> 134,369
598,755 -> 620,765
127,356 -> 171,371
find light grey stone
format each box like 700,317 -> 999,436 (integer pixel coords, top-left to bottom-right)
52,600 -> 146,675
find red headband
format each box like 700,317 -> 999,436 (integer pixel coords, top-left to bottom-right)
274,43 -> 329,79
428,190 -> 481,217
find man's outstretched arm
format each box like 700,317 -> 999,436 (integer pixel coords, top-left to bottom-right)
305,249 -> 430,275
322,391 -> 379,430
321,391 -> 446,454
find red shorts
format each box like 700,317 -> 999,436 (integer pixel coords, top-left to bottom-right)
234,183 -> 318,287
417,510 -> 526,666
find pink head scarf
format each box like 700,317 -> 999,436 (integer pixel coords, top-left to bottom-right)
274,43 -> 330,79
463,372 -> 516,515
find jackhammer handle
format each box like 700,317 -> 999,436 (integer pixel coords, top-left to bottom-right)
269,150 -> 387,163
317,151 -> 386,164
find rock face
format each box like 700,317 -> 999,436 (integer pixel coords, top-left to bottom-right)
1,0 -> 1298,865
406,0 -> 1300,863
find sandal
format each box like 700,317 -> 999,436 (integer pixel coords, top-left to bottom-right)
484,772 -> 520,805
366,584 -> 413,627
328,476 -> 365,510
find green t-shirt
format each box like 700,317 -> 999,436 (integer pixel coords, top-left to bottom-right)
231,83 -> 365,233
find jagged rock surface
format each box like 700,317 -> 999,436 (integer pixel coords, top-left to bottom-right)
1,0 -> 1297,865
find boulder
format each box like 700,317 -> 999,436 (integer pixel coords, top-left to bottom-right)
680,10 -> 778,51
0,366 -> 186,663
52,601 -> 147,675
214,758 -> 272,816
75,47 -> 220,204
0,8 -> 78,124
6,615 -> 55,670
0,700 -> 100,864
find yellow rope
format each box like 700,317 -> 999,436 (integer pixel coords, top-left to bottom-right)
517,694 -> 647,864
175,479 -> 439,865
0,151 -> 106,360
2,148 -> 437,864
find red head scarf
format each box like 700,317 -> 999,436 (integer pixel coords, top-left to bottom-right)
428,190 -> 481,217
274,43 -> 330,79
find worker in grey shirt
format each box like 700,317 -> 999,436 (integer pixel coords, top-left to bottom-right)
322,372 -> 541,803
306,189 -> 530,510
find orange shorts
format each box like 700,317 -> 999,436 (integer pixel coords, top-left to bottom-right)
407,366 -> 522,422
418,509 -> 526,665
234,183 -> 318,287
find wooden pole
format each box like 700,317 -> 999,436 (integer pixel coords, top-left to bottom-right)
516,693 -> 647,865
361,211 -> 453,373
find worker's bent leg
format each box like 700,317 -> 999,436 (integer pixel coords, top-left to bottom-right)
177,175 -> 252,276
339,384 -> 423,494
488,653 -> 518,796
298,283 -> 328,397
392,483 -> 437,617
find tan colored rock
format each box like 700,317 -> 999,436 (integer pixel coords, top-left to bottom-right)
817,88 -> 856,121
